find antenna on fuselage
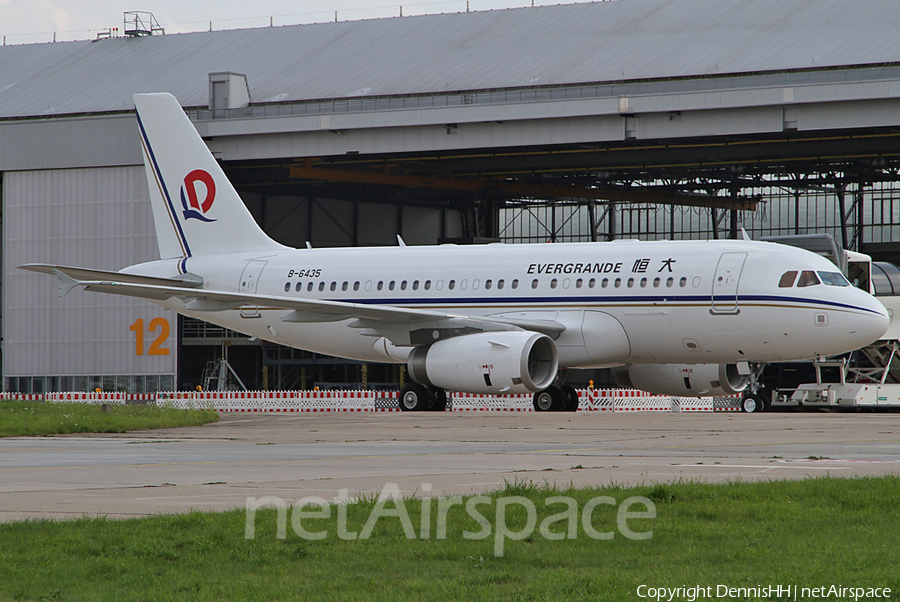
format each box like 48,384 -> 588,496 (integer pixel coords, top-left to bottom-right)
397,235 -> 407,247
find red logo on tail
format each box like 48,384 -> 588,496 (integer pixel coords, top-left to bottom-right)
180,170 -> 217,222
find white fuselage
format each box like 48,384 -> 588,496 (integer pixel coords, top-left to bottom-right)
131,238 -> 890,368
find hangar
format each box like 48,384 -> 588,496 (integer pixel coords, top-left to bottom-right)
3,0 -> 900,392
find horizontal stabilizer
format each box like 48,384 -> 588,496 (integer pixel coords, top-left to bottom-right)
20,264 -> 203,299
19,264 -> 203,289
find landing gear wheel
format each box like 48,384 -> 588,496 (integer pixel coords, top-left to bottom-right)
399,383 -> 433,411
429,388 -> 448,412
740,393 -> 767,413
561,385 -> 580,412
533,386 -> 566,412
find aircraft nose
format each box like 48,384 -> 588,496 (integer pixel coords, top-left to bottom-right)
848,295 -> 891,347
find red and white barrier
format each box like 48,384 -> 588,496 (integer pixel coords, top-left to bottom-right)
0,393 -> 45,401
156,390 -> 403,412
2,389 -> 742,412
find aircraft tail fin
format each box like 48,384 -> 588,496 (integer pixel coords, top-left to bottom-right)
133,93 -> 283,267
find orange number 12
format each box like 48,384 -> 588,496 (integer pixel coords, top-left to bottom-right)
129,317 -> 171,356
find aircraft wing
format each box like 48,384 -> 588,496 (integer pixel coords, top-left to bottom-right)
19,264 -> 565,346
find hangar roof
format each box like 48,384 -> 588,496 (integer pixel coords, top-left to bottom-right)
2,0 -> 900,119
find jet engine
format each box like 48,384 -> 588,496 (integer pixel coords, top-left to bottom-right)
611,363 -> 749,397
407,331 -> 558,394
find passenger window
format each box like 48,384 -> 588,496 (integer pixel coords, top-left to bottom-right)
449,280 -> 456,290
679,277 -> 687,288
377,281 -> 384,291
295,282 -> 303,292
472,279 -> 480,290
601,278 -> 608,288
353,281 -> 360,291
640,278 -> 647,288
307,282 -> 314,292
653,277 -> 660,287
550,279 -> 558,289
797,271 -> 820,287
666,277 -> 673,287
412,280 -> 419,291
400,281 -> 407,291
342,281 -> 348,291
485,279 -> 492,290
318,282 -> 325,292
330,282 -> 337,292
424,280 -> 431,290
627,278 -> 634,288
779,271 -> 798,288
497,279 -> 504,290
460,280 -> 468,290
614,278 -> 622,288
511,279 -> 519,289
284,283 -> 290,292
389,281 -> 396,291
532,279 -> 539,289
575,278 -> 583,289
589,278 -> 596,288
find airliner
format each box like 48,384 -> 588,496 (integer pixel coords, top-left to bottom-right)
20,93 -> 891,413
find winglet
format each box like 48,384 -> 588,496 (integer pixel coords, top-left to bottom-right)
397,235 -> 407,247
52,269 -> 81,299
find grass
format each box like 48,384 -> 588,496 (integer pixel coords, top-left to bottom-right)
0,476 -> 898,601
0,400 -> 218,437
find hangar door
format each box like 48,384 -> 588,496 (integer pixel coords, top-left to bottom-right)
3,166 -> 176,392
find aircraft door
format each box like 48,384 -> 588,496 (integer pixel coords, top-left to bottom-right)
711,252 -> 747,314
239,260 -> 267,294
239,260 -> 267,318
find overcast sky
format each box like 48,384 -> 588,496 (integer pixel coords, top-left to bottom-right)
1,0 -> 554,45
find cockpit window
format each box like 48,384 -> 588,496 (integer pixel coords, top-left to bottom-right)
778,271 -> 798,288
818,271 -> 850,287
797,270 -> 821,287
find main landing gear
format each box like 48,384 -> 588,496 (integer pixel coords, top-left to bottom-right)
399,383 -> 448,411
532,385 -> 579,412
399,382 -> 580,412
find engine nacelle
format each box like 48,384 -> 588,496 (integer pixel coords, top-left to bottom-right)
612,363 -> 749,397
407,331 -> 558,394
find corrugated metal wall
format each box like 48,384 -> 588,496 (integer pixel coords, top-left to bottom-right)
3,166 -> 176,381
0,114 -> 140,172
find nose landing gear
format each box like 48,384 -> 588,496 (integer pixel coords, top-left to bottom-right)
740,393 -> 769,413
739,362 -> 769,413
